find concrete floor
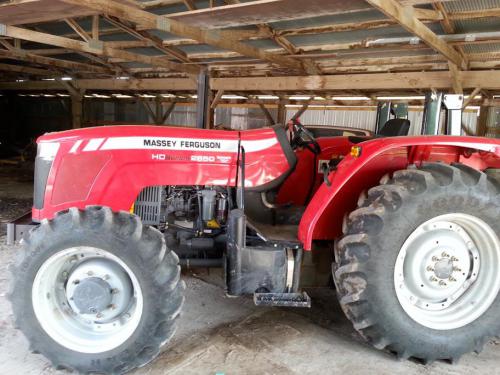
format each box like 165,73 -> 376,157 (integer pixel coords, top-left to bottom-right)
1,170 -> 500,375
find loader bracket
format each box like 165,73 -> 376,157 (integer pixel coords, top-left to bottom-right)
6,211 -> 36,246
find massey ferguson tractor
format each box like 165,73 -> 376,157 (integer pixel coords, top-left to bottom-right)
7,115 -> 500,374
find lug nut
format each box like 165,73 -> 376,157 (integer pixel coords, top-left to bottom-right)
426,266 -> 434,272
96,313 -> 103,319
451,256 -> 459,262
62,271 -> 69,279
430,276 -> 438,282
432,256 -> 439,261
108,304 -> 116,310
439,280 -> 447,286
442,252 -> 450,258
449,277 -> 457,282
111,288 -> 119,294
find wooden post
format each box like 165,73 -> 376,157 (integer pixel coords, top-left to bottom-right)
205,90 -> 215,129
277,101 -> 286,125
196,69 -> 209,129
71,94 -> 83,128
477,105 -> 491,137
155,95 -> 162,124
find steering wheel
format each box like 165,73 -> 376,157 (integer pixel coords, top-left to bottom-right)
289,119 -> 321,155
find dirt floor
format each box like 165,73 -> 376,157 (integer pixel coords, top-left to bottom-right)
1,168 -> 500,375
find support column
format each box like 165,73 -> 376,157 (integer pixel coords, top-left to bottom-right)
196,69 -> 209,129
476,104 -> 492,137
71,94 -> 83,128
277,101 -> 286,125
155,95 -> 162,125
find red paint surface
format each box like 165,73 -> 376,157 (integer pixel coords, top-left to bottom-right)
34,126 -> 500,251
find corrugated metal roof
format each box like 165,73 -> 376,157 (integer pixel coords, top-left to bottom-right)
443,0 -> 500,12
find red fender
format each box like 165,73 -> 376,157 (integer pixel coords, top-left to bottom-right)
298,136 -> 500,250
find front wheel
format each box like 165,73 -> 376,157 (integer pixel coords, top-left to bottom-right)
9,206 -> 185,374
334,163 -> 500,363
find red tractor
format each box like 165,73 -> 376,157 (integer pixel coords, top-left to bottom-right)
8,119 -> 500,374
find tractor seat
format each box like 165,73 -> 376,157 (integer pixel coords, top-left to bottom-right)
378,118 -> 410,137
348,118 -> 410,144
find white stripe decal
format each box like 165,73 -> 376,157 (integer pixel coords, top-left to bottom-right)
69,139 -> 83,154
241,138 -> 278,152
98,137 -> 278,153
83,138 -> 105,151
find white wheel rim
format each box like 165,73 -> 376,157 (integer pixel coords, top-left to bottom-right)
394,213 -> 500,330
32,247 -> 143,353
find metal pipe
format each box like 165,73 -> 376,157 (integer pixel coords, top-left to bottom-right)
179,258 -> 223,268
366,31 -> 500,47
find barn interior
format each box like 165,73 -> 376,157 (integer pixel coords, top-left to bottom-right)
1,0 -> 500,373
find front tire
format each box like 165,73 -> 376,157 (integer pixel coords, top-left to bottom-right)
334,163 -> 500,363
9,206 -> 185,374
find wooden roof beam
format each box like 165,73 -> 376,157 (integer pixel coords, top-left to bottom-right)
228,0 -> 319,74
103,15 -> 194,64
64,18 -> 91,42
365,0 -> 467,70
0,47 -> 112,74
0,24 -> 200,75
60,0 -> 305,72
0,62 -> 54,76
2,71 -> 500,92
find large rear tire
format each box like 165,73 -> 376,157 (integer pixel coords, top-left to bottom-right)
334,163 -> 500,363
9,206 -> 185,374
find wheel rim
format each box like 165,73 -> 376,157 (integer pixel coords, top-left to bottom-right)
394,213 -> 500,330
32,247 -> 143,353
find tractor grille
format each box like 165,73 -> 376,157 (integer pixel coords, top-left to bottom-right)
133,186 -> 163,225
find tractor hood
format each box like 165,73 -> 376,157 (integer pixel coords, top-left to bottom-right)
33,125 -> 294,221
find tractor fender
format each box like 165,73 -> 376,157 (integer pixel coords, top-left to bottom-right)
298,135 -> 500,250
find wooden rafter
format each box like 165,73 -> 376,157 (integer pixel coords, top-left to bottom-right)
60,0 -> 305,72
365,0 -> 467,70
227,0 -> 319,74
182,0 -> 196,10
0,47 -> 111,74
103,15 -> 194,64
0,62 -> 53,76
64,18 -> 91,42
1,24 -> 200,74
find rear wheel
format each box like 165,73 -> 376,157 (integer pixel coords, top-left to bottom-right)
9,206 -> 185,374
334,163 -> 500,362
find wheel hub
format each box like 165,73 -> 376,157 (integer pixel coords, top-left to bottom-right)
433,257 -> 454,280
32,247 -> 143,353
71,277 -> 112,314
66,258 -> 133,321
394,214 -> 500,330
